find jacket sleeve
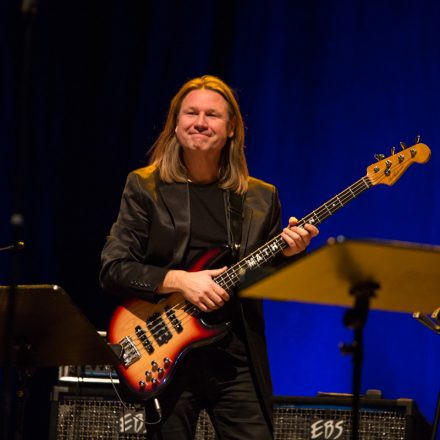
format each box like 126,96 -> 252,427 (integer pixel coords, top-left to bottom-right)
100,172 -> 168,302
267,185 -> 282,242
267,185 -> 305,268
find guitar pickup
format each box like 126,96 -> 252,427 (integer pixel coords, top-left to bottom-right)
165,305 -> 183,333
135,325 -> 155,354
119,336 -> 140,368
147,312 -> 172,346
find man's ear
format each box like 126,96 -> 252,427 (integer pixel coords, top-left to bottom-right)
228,120 -> 235,138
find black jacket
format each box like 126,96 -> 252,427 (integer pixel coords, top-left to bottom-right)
100,165 -> 283,425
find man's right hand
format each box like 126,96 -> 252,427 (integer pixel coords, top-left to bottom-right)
158,267 -> 230,312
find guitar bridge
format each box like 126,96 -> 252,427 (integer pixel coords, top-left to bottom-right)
120,336 -> 140,367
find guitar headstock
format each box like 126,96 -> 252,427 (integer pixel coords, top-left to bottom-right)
366,142 -> 431,186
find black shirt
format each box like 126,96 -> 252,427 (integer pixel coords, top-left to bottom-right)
184,181 -> 227,266
185,181 -> 247,358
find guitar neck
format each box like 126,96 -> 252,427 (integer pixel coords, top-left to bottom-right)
214,175 -> 373,292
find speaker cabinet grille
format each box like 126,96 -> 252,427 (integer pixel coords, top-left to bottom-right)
50,387 -> 430,439
273,405 -> 406,440
55,398 -> 139,438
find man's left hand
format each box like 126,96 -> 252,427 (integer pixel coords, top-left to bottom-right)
281,216 -> 319,257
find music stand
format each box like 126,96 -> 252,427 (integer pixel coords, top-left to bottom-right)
240,239 -> 440,440
0,284 -> 118,437
0,284 -> 117,366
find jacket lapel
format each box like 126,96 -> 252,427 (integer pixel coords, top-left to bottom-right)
158,181 -> 190,265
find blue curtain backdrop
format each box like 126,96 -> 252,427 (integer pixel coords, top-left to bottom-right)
1,0 -> 439,432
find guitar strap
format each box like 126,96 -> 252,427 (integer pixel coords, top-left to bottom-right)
226,190 -> 244,262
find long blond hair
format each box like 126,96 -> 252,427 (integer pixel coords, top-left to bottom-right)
149,75 -> 249,194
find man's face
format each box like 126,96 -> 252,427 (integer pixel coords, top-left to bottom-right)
176,89 -> 234,156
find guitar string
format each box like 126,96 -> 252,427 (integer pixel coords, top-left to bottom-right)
121,175 -> 376,354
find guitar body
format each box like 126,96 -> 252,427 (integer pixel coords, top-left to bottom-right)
108,247 -> 232,401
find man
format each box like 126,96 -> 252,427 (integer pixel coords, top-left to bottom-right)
100,75 -> 318,439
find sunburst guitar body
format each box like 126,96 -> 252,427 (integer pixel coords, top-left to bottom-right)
108,247 -> 232,400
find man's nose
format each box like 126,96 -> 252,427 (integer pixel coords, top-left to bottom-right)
194,113 -> 208,130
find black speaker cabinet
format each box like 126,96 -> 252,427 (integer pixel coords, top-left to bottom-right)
271,396 -> 431,440
50,386 -> 431,439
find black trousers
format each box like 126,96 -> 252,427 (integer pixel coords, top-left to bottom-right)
145,346 -> 273,440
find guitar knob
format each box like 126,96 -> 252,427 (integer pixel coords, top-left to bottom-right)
151,378 -> 158,388
163,357 -> 172,369
139,380 -> 146,390
157,367 -> 164,378
151,361 -> 158,371
145,370 -> 152,381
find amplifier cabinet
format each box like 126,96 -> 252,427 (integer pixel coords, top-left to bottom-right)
50,387 -> 430,439
271,395 -> 431,440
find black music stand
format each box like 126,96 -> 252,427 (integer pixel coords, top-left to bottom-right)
0,284 -> 117,366
240,239 -> 440,440
0,284 -> 118,437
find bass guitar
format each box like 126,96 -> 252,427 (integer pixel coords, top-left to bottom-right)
108,141 -> 431,400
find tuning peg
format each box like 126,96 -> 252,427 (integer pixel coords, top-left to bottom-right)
399,141 -> 406,150
390,146 -> 396,155
415,134 -> 421,143
374,154 -> 385,161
